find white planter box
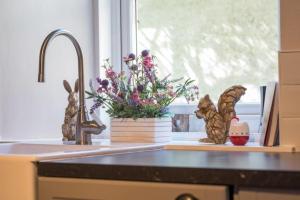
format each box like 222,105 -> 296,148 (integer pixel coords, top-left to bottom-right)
110,118 -> 172,143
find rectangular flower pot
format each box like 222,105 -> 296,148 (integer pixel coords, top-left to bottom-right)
110,118 -> 172,143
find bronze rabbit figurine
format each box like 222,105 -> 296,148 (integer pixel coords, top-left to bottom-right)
62,79 -> 79,141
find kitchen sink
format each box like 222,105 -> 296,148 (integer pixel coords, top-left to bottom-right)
0,143 -> 111,155
0,142 -> 110,200
0,140 -> 163,200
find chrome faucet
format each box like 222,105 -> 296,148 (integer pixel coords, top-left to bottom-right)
38,29 -> 106,145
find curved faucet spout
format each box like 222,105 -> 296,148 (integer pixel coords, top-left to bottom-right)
38,29 -> 106,144
38,29 -> 85,109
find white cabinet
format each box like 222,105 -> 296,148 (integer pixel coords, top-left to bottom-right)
279,85 -> 300,117
38,177 -> 229,200
280,0 -> 300,50
279,53 -> 300,147
279,52 -> 300,85
279,0 -> 300,147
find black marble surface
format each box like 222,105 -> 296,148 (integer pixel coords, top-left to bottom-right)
38,150 -> 300,190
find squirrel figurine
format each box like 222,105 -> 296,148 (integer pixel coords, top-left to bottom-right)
195,85 -> 246,144
62,79 -> 79,141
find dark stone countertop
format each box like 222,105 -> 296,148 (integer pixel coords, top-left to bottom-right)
38,150 -> 300,190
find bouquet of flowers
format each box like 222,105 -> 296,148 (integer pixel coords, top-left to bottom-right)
86,50 -> 199,119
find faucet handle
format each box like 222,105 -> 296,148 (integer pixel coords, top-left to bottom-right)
89,112 -> 106,134
76,119 -> 106,145
82,120 -> 106,135
90,112 -> 105,126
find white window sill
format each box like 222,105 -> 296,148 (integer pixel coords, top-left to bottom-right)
172,132 -> 261,143
164,141 -> 295,153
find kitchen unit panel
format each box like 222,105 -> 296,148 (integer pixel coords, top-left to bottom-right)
279,85 -> 300,117
279,117 -> 300,147
280,0 -> 300,50
279,51 -> 300,85
39,177 -> 229,200
235,188 -> 300,200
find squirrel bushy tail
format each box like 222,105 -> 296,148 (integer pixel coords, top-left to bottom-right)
217,85 -> 247,135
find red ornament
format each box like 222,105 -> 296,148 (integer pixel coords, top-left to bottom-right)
229,135 -> 249,146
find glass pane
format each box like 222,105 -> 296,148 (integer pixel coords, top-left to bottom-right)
137,0 -> 278,103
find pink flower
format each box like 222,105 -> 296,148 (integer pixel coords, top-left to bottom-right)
97,87 -> 102,93
167,85 -> 173,90
168,91 -> 175,97
140,99 -> 155,106
140,99 -> 150,105
118,92 -> 124,99
97,87 -> 106,93
106,68 -> 116,78
131,89 -> 140,103
143,56 -> 154,69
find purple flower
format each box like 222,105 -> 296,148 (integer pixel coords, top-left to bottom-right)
117,92 -> 124,99
96,77 -> 102,84
106,68 -> 116,78
107,93 -> 124,103
90,101 -> 102,114
101,79 -> 109,87
131,89 -> 140,104
128,53 -> 136,60
130,64 -> 138,71
141,50 -> 149,57
97,87 -> 103,93
123,53 -> 136,62
137,85 -> 144,92
144,67 -> 154,83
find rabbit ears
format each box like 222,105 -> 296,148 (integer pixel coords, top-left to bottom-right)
63,79 -> 79,93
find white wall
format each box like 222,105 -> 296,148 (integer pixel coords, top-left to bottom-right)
0,0 -> 97,140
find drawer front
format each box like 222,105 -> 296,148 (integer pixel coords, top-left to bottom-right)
39,177 -> 229,200
236,188 -> 300,200
279,51 -> 300,85
279,117 -> 300,146
279,85 -> 300,117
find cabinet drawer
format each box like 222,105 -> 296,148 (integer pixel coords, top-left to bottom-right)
279,117 -> 300,146
39,177 -> 229,200
279,51 -> 300,85
235,188 -> 300,200
279,85 -> 300,117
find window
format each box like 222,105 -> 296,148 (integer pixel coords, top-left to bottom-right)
105,0 -> 279,137
136,0 -> 279,103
